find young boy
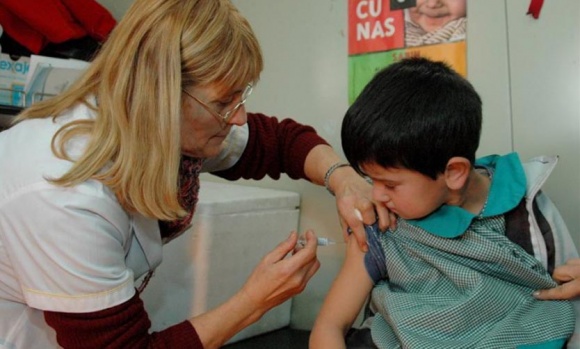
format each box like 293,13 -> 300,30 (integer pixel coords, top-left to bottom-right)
310,57 -> 579,349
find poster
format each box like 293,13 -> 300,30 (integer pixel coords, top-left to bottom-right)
348,0 -> 467,103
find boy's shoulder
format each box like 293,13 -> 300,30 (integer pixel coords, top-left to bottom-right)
476,152 -> 558,197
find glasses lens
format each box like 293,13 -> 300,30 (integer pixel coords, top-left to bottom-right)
223,84 -> 253,122
241,84 -> 253,100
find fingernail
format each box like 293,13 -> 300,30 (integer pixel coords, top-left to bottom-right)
532,290 -> 541,298
354,209 -> 363,221
287,232 -> 296,241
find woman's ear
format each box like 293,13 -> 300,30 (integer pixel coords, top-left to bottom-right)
444,157 -> 471,190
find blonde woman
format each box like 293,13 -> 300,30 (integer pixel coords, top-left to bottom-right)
0,0 -> 391,348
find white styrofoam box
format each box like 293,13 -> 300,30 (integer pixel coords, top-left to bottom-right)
141,180 -> 300,343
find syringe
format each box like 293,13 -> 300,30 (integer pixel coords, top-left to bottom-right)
297,209 -> 363,247
296,237 -> 342,247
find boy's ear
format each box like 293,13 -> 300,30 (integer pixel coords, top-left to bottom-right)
444,157 -> 471,190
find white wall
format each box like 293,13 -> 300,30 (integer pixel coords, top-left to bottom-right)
468,0 -> 580,250
227,0 -> 351,329
507,0 -> 580,249
96,0 -> 131,20
98,0 -> 580,331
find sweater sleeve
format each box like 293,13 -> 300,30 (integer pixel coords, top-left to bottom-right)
44,292 -> 204,349
212,112 -> 329,181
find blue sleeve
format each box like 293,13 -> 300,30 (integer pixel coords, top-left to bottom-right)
363,223 -> 388,284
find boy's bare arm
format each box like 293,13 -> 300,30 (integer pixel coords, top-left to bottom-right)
310,236 -> 374,349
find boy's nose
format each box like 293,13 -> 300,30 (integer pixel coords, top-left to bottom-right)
372,186 -> 391,204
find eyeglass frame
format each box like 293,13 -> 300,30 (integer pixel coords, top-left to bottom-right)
182,83 -> 253,127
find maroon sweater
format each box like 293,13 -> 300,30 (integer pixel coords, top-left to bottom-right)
44,113 -> 329,348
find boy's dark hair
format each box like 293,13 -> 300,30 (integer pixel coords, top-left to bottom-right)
342,57 -> 482,179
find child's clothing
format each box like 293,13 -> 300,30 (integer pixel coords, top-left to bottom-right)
362,153 -> 579,348
404,16 -> 466,47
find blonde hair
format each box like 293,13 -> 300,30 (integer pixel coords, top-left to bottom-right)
15,0 -> 263,220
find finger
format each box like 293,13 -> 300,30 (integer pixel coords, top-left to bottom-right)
289,230 -> 318,263
340,217 -> 367,252
263,231 -> 298,264
341,217 -> 351,242
566,258 -> 580,266
356,201 -> 376,225
293,232 -> 309,253
374,204 -> 392,232
296,250 -> 321,290
388,211 -> 397,230
339,206 -> 363,230
285,259 -> 321,297
289,245 -> 321,282
305,257 -> 321,279
294,258 -> 321,294
300,229 -> 317,248
349,225 -> 368,252
533,280 -> 580,300
551,264 -> 580,283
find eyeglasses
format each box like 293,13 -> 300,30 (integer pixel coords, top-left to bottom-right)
182,83 -> 253,127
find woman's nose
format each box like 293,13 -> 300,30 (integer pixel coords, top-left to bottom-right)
228,105 -> 248,126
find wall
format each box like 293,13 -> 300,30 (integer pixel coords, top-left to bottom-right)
468,0 -> 580,250
226,0 -> 352,329
96,0 -> 131,20
507,0 -> 580,249
96,0 -> 580,330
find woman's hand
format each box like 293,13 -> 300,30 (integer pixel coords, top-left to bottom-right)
331,166 -> 395,252
239,230 -> 320,314
302,145 -> 396,252
191,231 -> 320,348
534,258 -> 580,300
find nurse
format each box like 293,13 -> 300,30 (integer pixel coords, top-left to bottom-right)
0,0 -> 391,348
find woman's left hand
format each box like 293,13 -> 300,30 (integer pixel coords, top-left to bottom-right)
534,258 -> 580,300
331,166 -> 396,252
303,145 -> 396,252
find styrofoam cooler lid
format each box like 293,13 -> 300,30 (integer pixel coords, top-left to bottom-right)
196,180 -> 300,215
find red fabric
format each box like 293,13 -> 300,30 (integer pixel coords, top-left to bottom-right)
527,0 -> 544,19
0,0 -> 116,53
60,0 -> 117,41
214,113 -> 329,181
45,292 -> 203,349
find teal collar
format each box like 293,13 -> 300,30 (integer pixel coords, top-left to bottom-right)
406,153 -> 526,238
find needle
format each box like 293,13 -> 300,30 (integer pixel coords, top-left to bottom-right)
296,237 -> 344,247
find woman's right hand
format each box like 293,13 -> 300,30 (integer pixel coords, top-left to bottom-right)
239,230 -> 320,316
190,230 -> 320,349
